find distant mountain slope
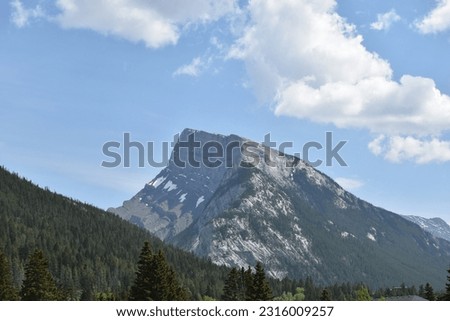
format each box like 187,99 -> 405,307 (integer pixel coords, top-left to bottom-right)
403,215 -> 450,242
0,166 -> 229,298
111,128 -> 450,288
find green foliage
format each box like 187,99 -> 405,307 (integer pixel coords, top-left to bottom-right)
129,242 -> 154,300
0,166 -> 228,299
95,292 -> 116,301
20,250 -> 59,301
424,283 -> 436,301
129,243 -> 188,300
243,267 -> 254,300
443,266 -> 450,301
356,286 -> 372,301
320,288 -> 331,301
222,263 -> 272,301
273,287 -> 305,301
0,250 -> 18,300
222,267 -> 253,301
252,262 -> 273,300
222,268 -> 241,300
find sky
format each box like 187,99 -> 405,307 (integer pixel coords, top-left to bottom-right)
1,0 -> 450,223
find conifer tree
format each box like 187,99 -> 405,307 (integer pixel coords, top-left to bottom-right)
222,268 -> 240,300
443,266 -> 450,301
320,288 -> 331,301
150,250 -> 170,300
243,267 -> 254,301
252,262 -> 272,301
0,250 -> 18,300
418,284 -> 425,298
129,242 -> 187,301
129,242 -> 154,300
424,283 -> 436,301
20,250 -> 59,301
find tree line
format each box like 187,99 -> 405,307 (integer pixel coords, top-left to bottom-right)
2,245 -> 450,301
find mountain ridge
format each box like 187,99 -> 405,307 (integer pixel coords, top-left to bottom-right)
111,128 -> 450,287
403,215 -> 450,242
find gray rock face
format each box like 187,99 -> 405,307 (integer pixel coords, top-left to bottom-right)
110,128 -> 450,287
403,215 -> 450,242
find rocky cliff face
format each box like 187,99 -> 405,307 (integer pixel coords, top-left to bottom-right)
110,129 -> 450,287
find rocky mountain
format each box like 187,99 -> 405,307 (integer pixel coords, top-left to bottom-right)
110,129 -> 450,288
403,215 -> 450,242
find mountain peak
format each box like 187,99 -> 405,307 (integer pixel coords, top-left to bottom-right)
403,215 -> 450,242
178,128 -> 241,143
110,129 -> 450,287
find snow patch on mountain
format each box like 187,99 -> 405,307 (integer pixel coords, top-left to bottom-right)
163,180 -> 177,191
367,233 -> 376,242
149,176 -> 166,188
179,193 -> 187,203
196,196 -> 205,208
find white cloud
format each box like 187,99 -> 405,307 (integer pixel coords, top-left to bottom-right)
173,57 -> 208,77
416,0 -> 450,34
230,0 -> 450,163
369,136 -> 450,164
335,177 -> 364,190
367,135 -> 385,156
54,0 -> 237,48
370,9 -> 401,31
10,0 -> 45,28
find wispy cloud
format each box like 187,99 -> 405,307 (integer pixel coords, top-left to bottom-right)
415,0 -> 450,34
10,0 -> 45,28
335,177 -> 364,191
173,56 -> 210,77
229,0 -> 450,164
370,9 -> 401,31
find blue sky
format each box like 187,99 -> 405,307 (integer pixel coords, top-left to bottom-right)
1,0 -> 450,223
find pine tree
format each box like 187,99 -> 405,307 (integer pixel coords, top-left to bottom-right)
252,262 -> 272,301
418,284 -> 425,298
129,242 -> 154,300
150,250 -> 171,300
443,266 -> 450,301
0,250 -> 18,300
129,242 -> 187,301
243,267 -> 254,300
424,283 -> 436,301
222,268 -> 240,300
20,250 -> 59,301
320,288 -> 331,301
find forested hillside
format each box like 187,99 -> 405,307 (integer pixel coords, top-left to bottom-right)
0,166 -> 229,299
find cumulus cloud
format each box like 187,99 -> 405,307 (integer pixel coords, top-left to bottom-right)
416,0 -> 450,34
335,177 -> 364,190
370,9 -> 401,31
369,135 -> 450,164
230,0 -> 450,163
54,0 -> 237,48
10,0 -> 45,28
